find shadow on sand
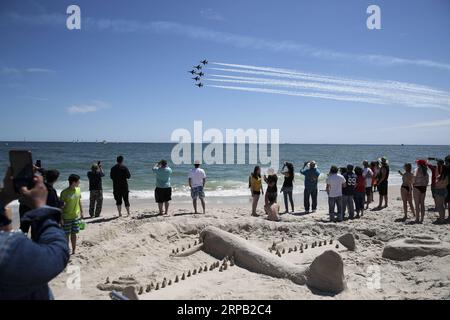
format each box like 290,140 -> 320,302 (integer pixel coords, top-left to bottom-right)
86,216 -> 120,224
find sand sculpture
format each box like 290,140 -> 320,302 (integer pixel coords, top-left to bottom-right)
383,234 -> 450,261
171,226 -> 347,294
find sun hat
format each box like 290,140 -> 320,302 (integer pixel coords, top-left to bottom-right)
194,160 -> 201,165
267,168 -> 275,175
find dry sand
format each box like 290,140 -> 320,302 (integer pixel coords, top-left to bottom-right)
50,189 -> 450,300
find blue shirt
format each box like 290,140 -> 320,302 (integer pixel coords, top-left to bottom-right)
0,206 -> 69,300
300,168 -> 321,189
153,166 -> 172,188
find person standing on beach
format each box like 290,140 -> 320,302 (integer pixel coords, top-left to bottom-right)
398,163 -> 415,221
413,159 -> 429,224
445,155 -> 450,222
110,156 -> 131,217
300,161 -> 320,213
188,160 -> 206,214
427,159 -> 444,212
370,161 -> 380,192
432,165 -> 449,224
249,166 -> 264,217
326,166 -> 346,222
375,157 -> 389,210
87,162 -> 105,218
362,161 -> 373,209
153,160 -> 172,215
45,169 -> 63,209
281,162 -> 295,213
354,166 -> 365,218
342,164 -> 357,219
60,174 -> 84,255
264,168 -> 278,206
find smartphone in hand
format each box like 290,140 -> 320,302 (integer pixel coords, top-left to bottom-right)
9,150 -> 34,193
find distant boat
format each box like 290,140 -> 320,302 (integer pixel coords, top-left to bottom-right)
102,140 -> 108,144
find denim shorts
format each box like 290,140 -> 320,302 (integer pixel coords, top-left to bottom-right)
191,186 -> 205,200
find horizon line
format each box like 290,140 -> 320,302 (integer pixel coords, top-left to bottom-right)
1,140 -> 450,147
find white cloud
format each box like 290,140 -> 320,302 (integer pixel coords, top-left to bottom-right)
6,12 -> 450,72
200,9 -> 225,21
1,66 -> 55,76
386,119 -> 450,130
67,100 -> 110,115
25,68 -> 54,73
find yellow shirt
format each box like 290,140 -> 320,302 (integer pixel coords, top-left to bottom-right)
249,175 -> 262,192
60,187 -> 81,220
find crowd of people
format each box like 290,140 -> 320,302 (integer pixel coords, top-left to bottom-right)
1,152 -> 450,299
249,155 -> 450,224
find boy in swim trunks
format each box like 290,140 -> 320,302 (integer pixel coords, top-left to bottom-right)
60,174 -> 84,255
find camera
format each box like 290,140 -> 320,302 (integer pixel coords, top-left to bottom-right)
35,160 -> 47,177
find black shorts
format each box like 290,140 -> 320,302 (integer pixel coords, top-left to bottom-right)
114,190 -> 130,207
155,187 -> 172,203
378,181 -> 388,196
252,191 -> 261,196
365,187 -> 372,196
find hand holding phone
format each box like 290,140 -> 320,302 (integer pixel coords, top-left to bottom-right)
9,150 -> 34,193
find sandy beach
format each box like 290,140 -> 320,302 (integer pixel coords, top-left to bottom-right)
48,188 -> 450,300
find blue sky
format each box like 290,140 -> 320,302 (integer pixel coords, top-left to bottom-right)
0,0 -> 450,144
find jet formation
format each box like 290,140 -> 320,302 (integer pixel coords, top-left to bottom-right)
188,59 -> 208,88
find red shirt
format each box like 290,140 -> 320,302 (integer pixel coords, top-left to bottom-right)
427,164 -> 437,186
356,175 -> 365,193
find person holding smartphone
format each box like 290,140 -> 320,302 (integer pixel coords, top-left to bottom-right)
152,159 -> 173,215
0,167 -> 70,300
110,156 -> 131,217
87,162 -> 105,218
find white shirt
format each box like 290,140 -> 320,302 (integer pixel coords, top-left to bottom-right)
188,168 -> 206,188
326,174 -> 346,198
363,167 -> 373,188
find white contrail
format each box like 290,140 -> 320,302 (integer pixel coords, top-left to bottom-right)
207,62 -> 450,110
210,62 -> 449,97
207,85 -> 390,105
207,74 -> 450,110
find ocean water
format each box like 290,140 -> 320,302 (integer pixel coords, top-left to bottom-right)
1,142 -> 449,200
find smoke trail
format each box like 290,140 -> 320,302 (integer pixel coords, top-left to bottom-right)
210,62 -> 449,97
207,84 -> 390,105
205,62 -> 450,110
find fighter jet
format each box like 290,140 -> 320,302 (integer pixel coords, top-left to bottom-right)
188,70 -> 196,75
193,64 -> 202,70
192,76 -> 201,81
195,83 -> 203,88
201,59 -> 208,65
196,71 -> 204,77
